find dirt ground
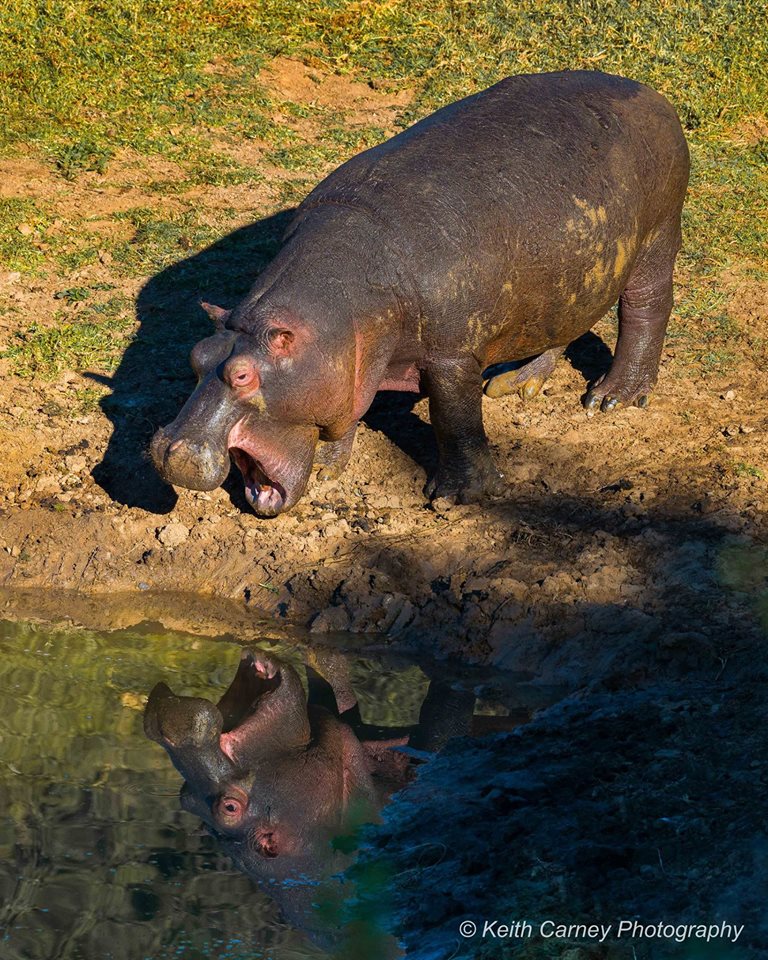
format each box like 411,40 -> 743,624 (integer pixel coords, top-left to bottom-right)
1,56 -> 768,959
1,59 -> 768,664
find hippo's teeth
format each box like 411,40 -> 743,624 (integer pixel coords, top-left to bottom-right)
253,658 -> 277,679
245,483 -> 284,514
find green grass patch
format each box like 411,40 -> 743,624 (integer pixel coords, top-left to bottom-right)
734,462 -> 764,480
52,137 -> 113,180
56,244 -> 103,273
180,155 -> 264,188
72,385 -> 111,414
267,126 -> 386,171
0,197 -> 51,274
276,177 -> 314,207
2,320 -> 132,378
266,143 -> 339,172
111,207 -> 227,275
1,297 -> 135,378
54,286 -> 91,304
684,140 -> 768,272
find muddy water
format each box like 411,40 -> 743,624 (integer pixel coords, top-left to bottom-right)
0,618 -> 544,960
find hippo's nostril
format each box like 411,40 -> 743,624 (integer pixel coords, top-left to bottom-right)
152,429 -> 230,491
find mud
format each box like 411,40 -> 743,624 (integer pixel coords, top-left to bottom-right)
1,60 -> 767,671
2,339 -> 767,669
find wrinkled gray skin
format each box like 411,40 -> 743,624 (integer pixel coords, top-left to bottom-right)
151,71 -> 689,515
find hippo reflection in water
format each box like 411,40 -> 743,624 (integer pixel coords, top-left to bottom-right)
145,648 -> 521,947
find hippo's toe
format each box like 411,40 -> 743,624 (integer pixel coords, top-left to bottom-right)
583,371 -> 655,417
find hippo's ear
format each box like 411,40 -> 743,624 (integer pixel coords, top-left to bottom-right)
201,301 -> 232,330
267,318 -> 310,358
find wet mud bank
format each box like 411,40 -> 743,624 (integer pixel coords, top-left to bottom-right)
2,453 -> 766,680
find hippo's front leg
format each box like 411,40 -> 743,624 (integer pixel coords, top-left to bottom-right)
424,356 -> 506,504
314,421 -> 358,481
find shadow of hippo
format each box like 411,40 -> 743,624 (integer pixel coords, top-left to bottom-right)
92,210 -> 296,514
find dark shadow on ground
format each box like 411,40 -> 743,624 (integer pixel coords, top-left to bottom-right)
92,209 -> 296,513
363,390 -> 437,478
565,328 -> 614,385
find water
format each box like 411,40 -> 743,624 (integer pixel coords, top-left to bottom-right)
0,618 -> 529,960
5,616 -> 759,960
0,620 -> 378,960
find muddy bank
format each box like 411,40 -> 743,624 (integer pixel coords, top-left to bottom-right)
1,378 -> 766,677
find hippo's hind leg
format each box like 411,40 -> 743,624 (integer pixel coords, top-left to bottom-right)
424,356 -> 506,504
584,222 -> 681,414
314,421 -> 358,481
484,346 -> 564,400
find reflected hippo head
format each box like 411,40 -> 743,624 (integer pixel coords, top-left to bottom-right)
150,301 -> 355,517
144,650 -> 380,889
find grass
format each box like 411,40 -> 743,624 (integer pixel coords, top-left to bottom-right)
734,462 -> 764,480
1,295 -> 135,378
0,0 -> 766,383
2,317 -> 132,378
3,1 -> 766,167
0,197 -> 51,273
110,207 -> 230,275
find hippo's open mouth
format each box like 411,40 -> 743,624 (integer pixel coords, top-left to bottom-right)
227,419 -> 287,515
218,652 -> 284,762
229,446 -> 286,515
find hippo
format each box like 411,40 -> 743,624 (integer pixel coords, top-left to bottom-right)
151,70 -> 689,515
145,650 -> 382,942
144,648 -> 517,943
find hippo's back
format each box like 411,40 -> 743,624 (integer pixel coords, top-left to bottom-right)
294,71 -> 689,358
302,71 -> 687,236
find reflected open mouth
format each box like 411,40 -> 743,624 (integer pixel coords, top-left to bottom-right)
218,652 -> 284,762
228,447 -> 286,515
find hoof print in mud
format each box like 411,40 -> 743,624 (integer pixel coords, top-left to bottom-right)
151,71 -> 688,516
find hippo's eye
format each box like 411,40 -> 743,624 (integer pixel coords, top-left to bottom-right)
223,359 -> 260,391
215,795 -> 246,823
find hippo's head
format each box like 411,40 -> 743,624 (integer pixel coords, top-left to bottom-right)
150,302 -> 355,517
145,650 -> 378,888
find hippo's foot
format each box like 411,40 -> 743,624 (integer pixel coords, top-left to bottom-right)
484,347 -> 564,400
583,371 -> 652,415
314,422 -> 358,481
425,456 -> 506,506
